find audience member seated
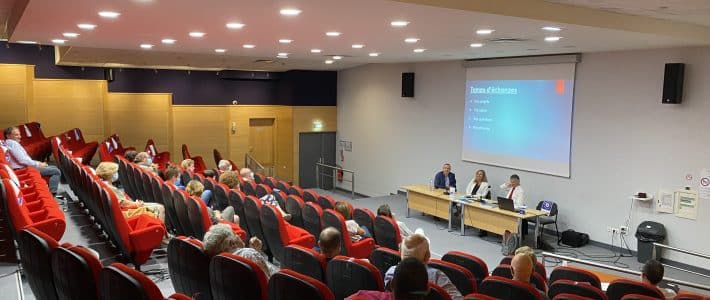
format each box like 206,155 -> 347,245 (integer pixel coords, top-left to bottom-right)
217,160 -> 232,174
260,193 -> 292,221
95,162 -> 165,222
318,227 -> 342,262
219,171 -> 240,190
203,169 -> 217,179
240,168 -> 254,181
500,174 -> 527,235
181,158 -> 195,173
2,127 -> 62,195
186,180 -> 236,225
384,232 -> 462,300
642,259 -> 677,299
123,150 -> 138,163
335,201 -> 371,241
511,253 -> 548,300
164,166 -> 184,190
377,204 -> 414,238
133,152 -> 159,175
202,223 -> 278,278
434,163 -> 456,190
347,257 -> 430,300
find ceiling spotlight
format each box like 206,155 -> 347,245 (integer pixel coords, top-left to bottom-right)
310,49 -> 322,53
98,11 -> 121,18
17,41 -> 37,44
325,31 -> 341,37
413,48 -> 426,53
469,43 -> 484,48
277,52 -> 289,58
352,44 -> 364,49
544,36 -> 562,42
51,39 -> 66,44
189,32 -> 205,38
243,44 -> 255,48
332,56 -> 342,60
279,39 -> 292,44
325,60 -> 334,64
404,38 -> 419,43
476,29 -> 494,35
390,20 -> 409,27
542,26 -> 562,31
140,44 -> 153,49
369,52 -> 379,57
63,32 -> 80,38
161,38 -> 176,44
280,8 -> 301,16
77,23 -> 97,30
215,48 -> 226,53
226,23 -> 245,29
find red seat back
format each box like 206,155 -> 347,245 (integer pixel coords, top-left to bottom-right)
326,256 -> 384,300
479,276 -> 544,300
369,247 -> 401,278
442,251 -> 489,289
282,245 -> 327,282
100,263 -> 168,300
268,269 -> 335,300
210,253 -> 268,300
17,228 -> 59,300
606,279 -> 664,300
51,244 -> 102,300
429,259 -> 477,295
550,266 -> 602,289
284,195 -> 305,228
301,202 -> 323,238
374,215 -> 402,250
168,237 -> 212,299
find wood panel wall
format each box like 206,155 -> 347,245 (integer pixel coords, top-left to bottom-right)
292,106 -> 338,183
172,106 -> 229,169
31,79 -> 106,142
105,93 -> 172,154
0,64 -> 33,129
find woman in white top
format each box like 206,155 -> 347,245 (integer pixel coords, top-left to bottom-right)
465,169 -> 491,199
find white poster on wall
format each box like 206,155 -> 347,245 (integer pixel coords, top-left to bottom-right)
656,190 -> 674,214
699,169 -> 710,200
675,189 -> 698,220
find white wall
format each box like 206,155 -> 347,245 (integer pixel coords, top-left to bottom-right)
337,46 -> 710,268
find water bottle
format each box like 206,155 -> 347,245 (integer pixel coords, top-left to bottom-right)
429,178 -> 434,191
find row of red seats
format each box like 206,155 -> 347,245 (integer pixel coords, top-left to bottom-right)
98,134 -> 135,162
16,122 -> 52,161
57,144 -> 165,269
17,227 -> 190,300
50,128 -> 98,165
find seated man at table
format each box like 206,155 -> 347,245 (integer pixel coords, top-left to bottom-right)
500,174 -> 528,235
434,163 -> 456,190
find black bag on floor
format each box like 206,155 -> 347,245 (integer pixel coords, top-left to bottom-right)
560,229 -> 589,247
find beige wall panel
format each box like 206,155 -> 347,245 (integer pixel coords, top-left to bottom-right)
229,106 -> 293,181
172,106 -> 229,169
106,93 -> 172,154
32,79 -> 106,142
0,64 -> 33,128
292,106 -> 337,183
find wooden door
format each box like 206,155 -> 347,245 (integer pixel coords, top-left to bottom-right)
248,118 -> 275,167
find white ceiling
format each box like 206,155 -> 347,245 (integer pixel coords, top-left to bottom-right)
8,0 -> 710,71
547,0 -> 710,27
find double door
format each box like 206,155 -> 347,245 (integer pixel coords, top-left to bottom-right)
299,132 -> 336,189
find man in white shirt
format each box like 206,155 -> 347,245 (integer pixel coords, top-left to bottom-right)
500,174 -> 527,235
3,127 -> 62,195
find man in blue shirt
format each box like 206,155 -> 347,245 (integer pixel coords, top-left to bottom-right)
434,163 -> 456,190
3,127 -> 62,195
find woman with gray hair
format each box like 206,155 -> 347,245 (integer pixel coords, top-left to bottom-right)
202,224 -> 278,278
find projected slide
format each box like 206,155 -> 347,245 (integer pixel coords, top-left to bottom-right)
462,79 -> 574,177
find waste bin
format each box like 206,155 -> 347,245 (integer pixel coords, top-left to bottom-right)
635,221 -> 666,263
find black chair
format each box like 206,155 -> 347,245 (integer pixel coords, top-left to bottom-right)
369,247 -> 401,278
282,245 -> 327,282
302,202 -> 323,238
168,237 -> 212,300
210,253 -> 268,300
533,200 -> 560,242
18,228 -> 59,300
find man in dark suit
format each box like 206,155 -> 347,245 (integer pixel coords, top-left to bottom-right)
434,163 -> 456,190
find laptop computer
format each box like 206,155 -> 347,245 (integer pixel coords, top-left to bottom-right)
497,196 -> 516,212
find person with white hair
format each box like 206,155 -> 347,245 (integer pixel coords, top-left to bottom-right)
202,224 -> 278,278
383,231 -> 462,300
239,167 -> 254,181
217,160 -> 232,172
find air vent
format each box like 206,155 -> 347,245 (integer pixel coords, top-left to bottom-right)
488,37 -> 527,43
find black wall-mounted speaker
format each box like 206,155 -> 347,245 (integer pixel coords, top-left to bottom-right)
662,63 -> 684,104
104,68 -> 114,82
402,72 -> 414,98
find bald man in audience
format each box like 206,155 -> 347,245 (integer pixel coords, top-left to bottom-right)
384,232 -> 462,300
511,253 -> 549,300
318,227 -> 342,262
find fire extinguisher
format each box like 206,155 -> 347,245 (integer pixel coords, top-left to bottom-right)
337,149 -> 344,182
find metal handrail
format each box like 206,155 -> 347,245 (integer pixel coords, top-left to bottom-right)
244,153 -> 273,177
315,163 -> 356,199
654,243 -> 710,260
542,252 -> 710,291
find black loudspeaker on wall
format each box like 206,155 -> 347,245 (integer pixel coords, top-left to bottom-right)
402,72 -> 414,98
104,68 -> 114,82
662,63 -> 684,104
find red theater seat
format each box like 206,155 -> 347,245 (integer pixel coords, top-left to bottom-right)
606,279 -> 664,300
284,195 -> 305,228
429,259 -> 478,295
256,183 -> 272,198
210,254 -> 268,300
268,269 -> 335,300
185,194 -> 246,241
288,185 -> 304,198
228,189 -> 250,239
51,244 -> 103,300
478,276 -> 544,300
243,180 -> 257,196
303,189 -> 319,203
326,256 -> 384,300
168,237 -> 212,300
374,215 -> 401,251
272,190 -> 287,210
100,263 -> 190,300
282,245 -> 327,282
17,228 -> 59,300
59,128 -> 98,164
261,204 -> 315,262
277,180 -> 292,193
353,207 -> 376,240
429,282 -> 454,300
322,209 -> 375,259
18,122 -> 52,161
145,139 -> 170,169
301,201 -> 323,238
550,266 -> 602,289
2,178 -> 66,241
181,144 -> 206,173
369,247 -> 401,278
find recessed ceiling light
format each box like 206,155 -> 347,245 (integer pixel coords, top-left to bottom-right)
404,38 -> 419,43
51,39 -> 66,44
189,32 -> 205,38
310,49 -> 322,53
161,38 -> 176,44
277,55 -> 288,59
352,44 -> 364,49
369,52 -> 379,57
325,31 -> 341,37
390,20 -> 409,27
542,26 -> 562,31
413,48 -> 426,53
243,44 -> 255,48
226,22 -> 245,29
279,39 -> 292,44
469,43 -> 484,48
215,48 -> 226,53
98,11 -> 120,18
476,29 -> 494,35
140,44 -> 153,49
77,23 -> 97,30
17,41 -> 37,44
63,32 -> 80,38
544,36 -> 562,42
280,8 -> 301,16
332,56 -> 343,60
325,60 -> 334,64
277,52 -> 289,57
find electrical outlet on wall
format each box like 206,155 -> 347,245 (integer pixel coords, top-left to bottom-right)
619,226 -> 628,235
